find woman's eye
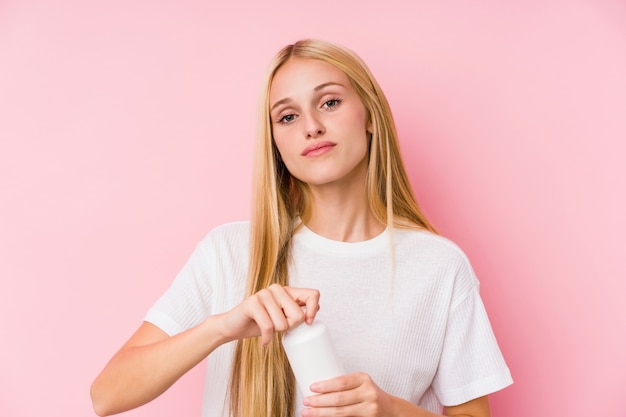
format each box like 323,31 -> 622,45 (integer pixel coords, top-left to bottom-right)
323,99 -> 341,108
278,114 -> 296,124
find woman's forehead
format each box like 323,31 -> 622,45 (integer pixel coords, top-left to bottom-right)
269,58 -> 350,103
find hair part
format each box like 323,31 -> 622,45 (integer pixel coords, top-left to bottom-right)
229,39 -> 436,417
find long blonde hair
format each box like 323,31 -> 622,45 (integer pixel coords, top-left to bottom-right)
229,39 -> 437,417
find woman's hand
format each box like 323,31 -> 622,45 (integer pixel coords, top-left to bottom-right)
301,372 -> 395,417
301,372 -> 492,417
219,284 -> 321,345
91,285 -> 319,416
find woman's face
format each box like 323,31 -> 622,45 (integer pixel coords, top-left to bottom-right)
269,58 -> 371,189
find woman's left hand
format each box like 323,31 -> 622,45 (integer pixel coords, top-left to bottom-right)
301,372 -> 395,417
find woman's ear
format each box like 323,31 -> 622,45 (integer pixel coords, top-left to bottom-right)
366,115 -> 373,135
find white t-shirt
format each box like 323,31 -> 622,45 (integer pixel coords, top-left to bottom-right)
145,221 -> 512,416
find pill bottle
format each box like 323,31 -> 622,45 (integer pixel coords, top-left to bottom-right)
282,320 -> 344,397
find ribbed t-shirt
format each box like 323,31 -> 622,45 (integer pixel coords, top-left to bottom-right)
145,221 -> 512,416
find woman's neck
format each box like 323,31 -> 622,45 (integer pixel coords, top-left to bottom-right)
304,183 -> 385,242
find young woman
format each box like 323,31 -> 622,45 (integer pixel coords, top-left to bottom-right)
91,39 -> 512,417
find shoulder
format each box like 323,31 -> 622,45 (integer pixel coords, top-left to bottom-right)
196,220 -> 251,252
393,228 -> 470,265
201,220 -> 250,240
205,220 -> 250,237
393,228 -> 479,292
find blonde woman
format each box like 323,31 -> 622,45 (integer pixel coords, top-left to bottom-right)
91,39 -> 512,417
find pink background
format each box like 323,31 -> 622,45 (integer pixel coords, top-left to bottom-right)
1,1 -> 625,416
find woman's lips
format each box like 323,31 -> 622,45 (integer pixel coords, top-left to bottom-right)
301,141 -> 336,157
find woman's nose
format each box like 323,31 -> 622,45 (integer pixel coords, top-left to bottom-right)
303,112 -> 326,139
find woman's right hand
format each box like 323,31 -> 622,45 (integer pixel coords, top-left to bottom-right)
218,284 -> 321,346
91,284 -> 320,416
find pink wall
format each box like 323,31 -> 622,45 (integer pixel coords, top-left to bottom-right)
1,1 -> 624,416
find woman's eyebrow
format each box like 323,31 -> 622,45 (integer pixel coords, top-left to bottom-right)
270,82 -> 346,111
314,81 -> 345,91
270,98 -> 291,112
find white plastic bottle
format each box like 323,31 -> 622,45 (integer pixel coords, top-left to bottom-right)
282,320 -> 344,397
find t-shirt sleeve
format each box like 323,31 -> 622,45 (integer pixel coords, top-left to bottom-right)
144,239 -> 214,336
432,257 -> 513,406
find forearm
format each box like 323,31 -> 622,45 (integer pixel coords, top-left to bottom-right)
390,396 -> 442,417
91,284 -> 321,416
91,315 -> 230,416
391,394 -> 490,417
